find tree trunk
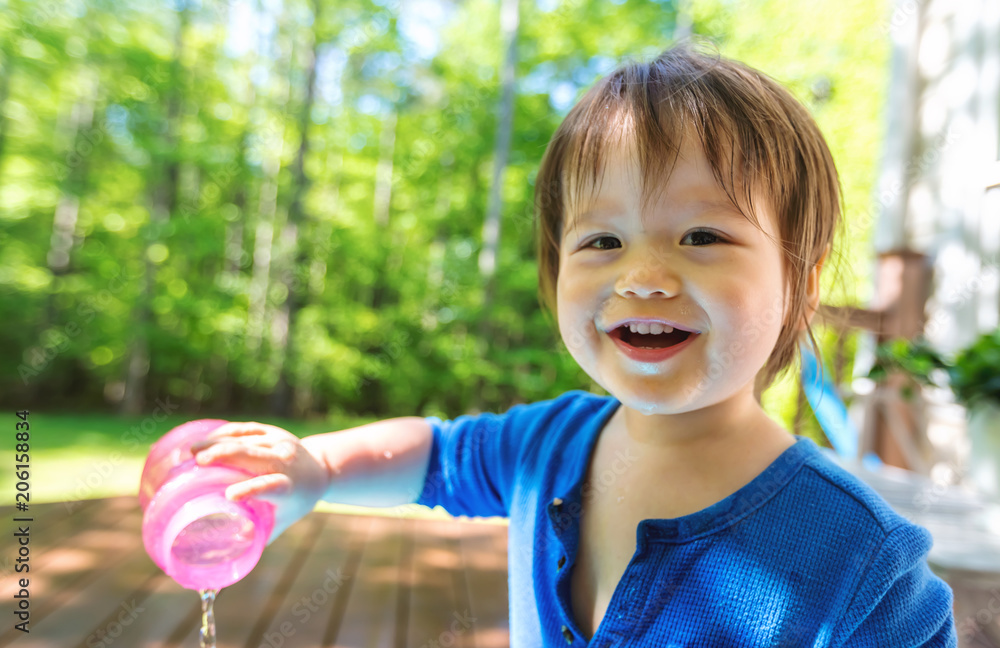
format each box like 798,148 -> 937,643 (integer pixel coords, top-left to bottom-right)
121,8 -> 187,416
270,0 -> 321,418
475,0 -> 519,409
246,7 -> 294,357
40,68 -> 97,404
0,37 -> 12,192
368,107 -> 399,312
213,15 -> 264,413
308,151 -> 343,301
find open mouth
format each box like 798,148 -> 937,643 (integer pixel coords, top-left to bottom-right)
610,326 -> 693,349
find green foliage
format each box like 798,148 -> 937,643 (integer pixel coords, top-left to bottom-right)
867,337 -> 946,385
949,329 -> 1000,409
868,330 -> 1000,410
1,0 -> 888,426
867,337 -> 947,402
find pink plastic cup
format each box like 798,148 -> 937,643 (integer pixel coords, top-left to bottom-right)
139,419 -> 275,591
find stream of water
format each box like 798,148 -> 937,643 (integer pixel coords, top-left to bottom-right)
199,589 -> 218,648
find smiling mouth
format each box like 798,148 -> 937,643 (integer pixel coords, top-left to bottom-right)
609,326 -> 693,349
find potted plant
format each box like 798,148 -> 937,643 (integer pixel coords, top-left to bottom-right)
869,328 -> 1000,501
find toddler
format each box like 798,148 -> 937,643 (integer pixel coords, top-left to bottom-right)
191,44 -> 958,647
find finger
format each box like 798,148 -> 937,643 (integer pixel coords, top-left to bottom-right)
204,422 -> 272,441
194,443 -> 296,478
195,439 -> 296,463
190,433 -> 281,454
189,439 -> 216,453
225,473 -> 292,503
195,445 -> 274,469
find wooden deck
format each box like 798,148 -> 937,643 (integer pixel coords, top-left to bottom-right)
0,497 -> 510,648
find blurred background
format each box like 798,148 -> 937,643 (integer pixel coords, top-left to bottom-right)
1,0 -> 997,513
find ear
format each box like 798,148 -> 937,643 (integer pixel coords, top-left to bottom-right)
799,244 -> 830,331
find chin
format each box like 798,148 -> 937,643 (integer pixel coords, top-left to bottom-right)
605,383 -> 704,415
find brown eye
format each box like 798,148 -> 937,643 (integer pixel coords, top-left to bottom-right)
684,229 -> 725,246
584,236 -> 621,250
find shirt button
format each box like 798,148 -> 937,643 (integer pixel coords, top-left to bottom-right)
561,625 -> 573,643
557,555 -> 566,570
553,497 -> 563,507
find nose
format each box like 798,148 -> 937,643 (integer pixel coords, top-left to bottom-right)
615,260 -> 682,298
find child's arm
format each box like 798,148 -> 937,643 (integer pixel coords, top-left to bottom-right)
190,417 -> 434,543
301,417 -> 434,507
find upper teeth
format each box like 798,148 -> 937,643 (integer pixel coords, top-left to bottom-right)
627,322 -> 674,335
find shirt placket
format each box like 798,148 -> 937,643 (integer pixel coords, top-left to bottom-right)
548,495 -> 586,645
549,495 -> 654,647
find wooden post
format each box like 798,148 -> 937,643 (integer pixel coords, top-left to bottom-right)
815,249 -> 934,472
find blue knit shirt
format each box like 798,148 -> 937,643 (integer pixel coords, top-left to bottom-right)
415,389 -> 958,647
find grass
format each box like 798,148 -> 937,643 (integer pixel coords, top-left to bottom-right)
8,411 -> 502,524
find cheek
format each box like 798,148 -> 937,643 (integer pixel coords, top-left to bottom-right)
556,268 -> 600,357
733,291 -> 787,360
555,270 -> 569,321
555,270 -> 574,340
707,276 -> 785,341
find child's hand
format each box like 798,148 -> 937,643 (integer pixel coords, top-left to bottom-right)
189,422 -> 329,544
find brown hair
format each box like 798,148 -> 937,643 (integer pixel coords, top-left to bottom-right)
533,43 -> 845,398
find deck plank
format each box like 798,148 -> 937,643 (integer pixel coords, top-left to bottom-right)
98,569 -> 201,648
458,521 -> 510,648
406,516 -> 470,648
2,546 -> 160,648
0,498 -> 102,558
246,512 -> 365,647
0,497 -> 155,648
330,514 -> 407,648
0,497 -> 129,582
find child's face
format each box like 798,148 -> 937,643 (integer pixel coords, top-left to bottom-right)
556,135 -> 788,416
